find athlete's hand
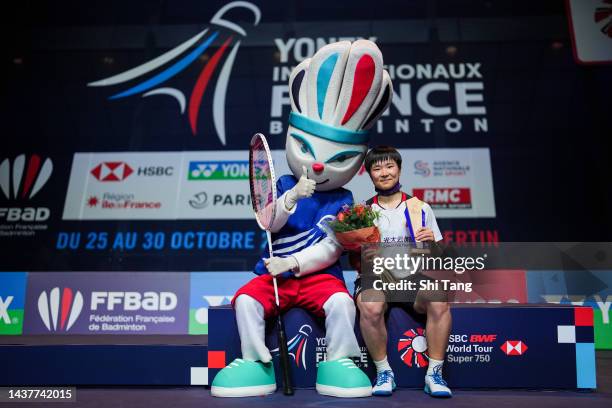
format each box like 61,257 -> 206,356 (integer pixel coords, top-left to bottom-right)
285,165 -> 316,209
264,256 -> 299,276
414,227 -> 435,242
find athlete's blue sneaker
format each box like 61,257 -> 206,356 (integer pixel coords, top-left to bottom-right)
424,365 -> 452,398
372,370 -> 396,396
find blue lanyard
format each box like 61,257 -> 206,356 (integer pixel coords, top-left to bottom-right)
403,207 -> 426,244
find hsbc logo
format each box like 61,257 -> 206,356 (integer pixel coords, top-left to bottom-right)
37,287 -> 84,332
90,162 -> 174,182
90,162 -> 134,182
413,187 -> 472,209
500,340 -> 528,356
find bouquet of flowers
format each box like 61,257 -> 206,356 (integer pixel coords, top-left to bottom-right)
328,204 -> 381,269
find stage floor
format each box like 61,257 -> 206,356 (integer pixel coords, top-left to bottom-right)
20,351 -> 610,408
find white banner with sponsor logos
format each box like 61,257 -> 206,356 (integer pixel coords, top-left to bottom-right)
63,148 -> 494,220
62,151 -> 286,220
63,152 -> 182,220
177,150 -> 287,219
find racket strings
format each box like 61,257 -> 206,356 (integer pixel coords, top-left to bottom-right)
250,134 -> 276,231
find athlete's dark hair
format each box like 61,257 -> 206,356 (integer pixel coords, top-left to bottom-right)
364,146 -> 402,174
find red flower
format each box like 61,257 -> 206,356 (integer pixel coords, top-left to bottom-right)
354,205 -> 365,216
337,212 -> 346,222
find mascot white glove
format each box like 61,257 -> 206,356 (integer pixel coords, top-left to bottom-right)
264,256 -> 299,276
284,165 -> 315,210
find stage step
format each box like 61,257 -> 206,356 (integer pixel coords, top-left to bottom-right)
0,343 -> 209,385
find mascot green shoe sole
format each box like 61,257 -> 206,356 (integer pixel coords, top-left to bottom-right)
316,358 -> 371,398
211,359 -> 276,397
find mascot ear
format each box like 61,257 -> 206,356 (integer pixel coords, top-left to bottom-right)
288,58 -> 311,115
304,41 -> 352,123
287,40 -> 393,145
362,70 -> 393,130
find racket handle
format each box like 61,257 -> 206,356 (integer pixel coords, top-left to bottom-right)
277,315 -> 294,396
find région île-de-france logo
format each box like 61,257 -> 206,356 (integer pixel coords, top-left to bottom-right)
595,0 -> 612,37
37,287 -> 84,332
90,162 -> 134,182
0,154 -> 53,200
272,324 -> 312,370
398,328 -> 429,367
500,340 -> 528,356
87,1 -> 261,146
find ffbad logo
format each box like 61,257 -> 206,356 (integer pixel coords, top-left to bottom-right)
91,292 -> 177,311
0,154 -> 52,222
37,288 -> 84,332
0,154 -> 53,200
500,340 -> 528,356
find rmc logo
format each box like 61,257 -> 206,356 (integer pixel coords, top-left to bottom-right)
88,1 -> 261,146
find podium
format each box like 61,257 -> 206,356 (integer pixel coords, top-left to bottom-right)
208,304 -> 596,389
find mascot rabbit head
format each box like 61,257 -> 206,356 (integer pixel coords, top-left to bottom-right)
286,40 -> 393,191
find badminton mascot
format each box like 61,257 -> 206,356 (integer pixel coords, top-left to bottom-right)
211,40 -> 393,398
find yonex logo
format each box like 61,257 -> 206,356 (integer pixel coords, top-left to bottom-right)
0,154 -> 53,200
37,287 -> 84,332
90,162 -> 134,182
188,161 -> 248,180
500,340 -> 528,356
190,163 -> 219,179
